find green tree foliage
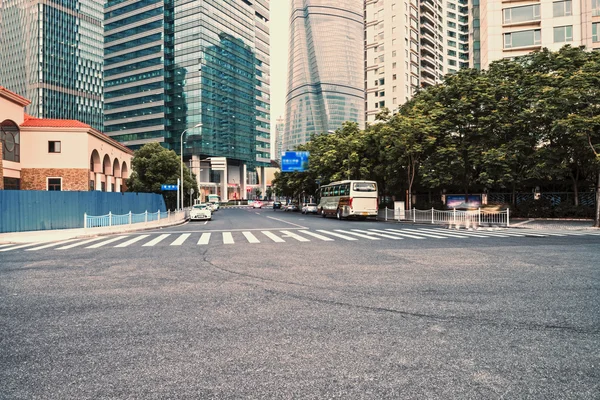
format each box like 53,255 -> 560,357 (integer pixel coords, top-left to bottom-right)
127,142 -> 199,210
273,46 -> 599,225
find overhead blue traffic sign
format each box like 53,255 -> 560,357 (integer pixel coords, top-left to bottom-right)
281,151 -> 309,172
161,184 -> 178,191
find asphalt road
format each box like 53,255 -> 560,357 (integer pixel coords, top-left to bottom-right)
1,207 -> 599,399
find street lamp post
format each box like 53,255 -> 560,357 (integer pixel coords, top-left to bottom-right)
180,123 -> 203,211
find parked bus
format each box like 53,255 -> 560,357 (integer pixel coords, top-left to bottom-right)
207,194 -> 221,204
317,180 -> 378,219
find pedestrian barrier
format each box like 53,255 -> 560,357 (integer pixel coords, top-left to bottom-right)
84,209 -> 186,229
379,207 -> 510,228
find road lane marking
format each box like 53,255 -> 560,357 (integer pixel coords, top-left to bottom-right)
351,229 -> 404,240
198,233 -> 211,245
0,243 -> 43,252
223,232 -> 234,244
280,230 -> 310,242
242,231 -> 260,243
316,230 -> 358,241
382,228 -> 448,239
57,237 -> 106,249
299,230 -> 335,241
26,239 -> 80,251
334,230 -> 380,240
170,233 -> 191,246
391,228 -> 465,238
261,231 -> 285,243
0,244 -> 14,248
86,236 -> 129,249
425,228 -> 514,238
142,234 -> 170,247
115,235 -> 150,248
266,216 -> 307,229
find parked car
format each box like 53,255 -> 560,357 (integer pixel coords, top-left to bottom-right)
302,203 -> 318,214
190,204 -> 212,221
272,201 -> 282,210
207,202 -> 219,212
253,201 -> 263,209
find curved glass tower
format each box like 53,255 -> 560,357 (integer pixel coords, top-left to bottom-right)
284,0 -> 364,151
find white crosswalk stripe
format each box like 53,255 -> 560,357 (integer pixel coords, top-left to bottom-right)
142,234 -> 170,247
316,230 -> 358,240
223,232 -> 234,244
115,235 -> 150,248
280,230 -> 310,242
352,229 -> 404,240
57,237 -> 106,249
26,239 -> 80,251
335,230 -> 380,240
4,227 -> 599,254
0,243 -> 14,248
261,231 -> 285,243
198,233 -> 211,245
242,231 -> 260,243
299,230 -> 335,241
87,236 -> 129,249
170,233 -> 191,246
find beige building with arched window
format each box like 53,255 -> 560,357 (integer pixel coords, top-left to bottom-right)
1,86 -> 133,192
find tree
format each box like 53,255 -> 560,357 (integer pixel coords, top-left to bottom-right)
265,186 -> 273,200
127,142 -> 198,210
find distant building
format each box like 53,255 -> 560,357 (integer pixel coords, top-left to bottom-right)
1,87 -> 132,192
0,0 -> 104,131
275,116 -> 284,163
477,0 -> 600,69
104,0 -> 270,200
284,0 -> 365,151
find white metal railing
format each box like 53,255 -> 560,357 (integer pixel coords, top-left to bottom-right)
379,207 -> 510,227
84,209 -> 182,229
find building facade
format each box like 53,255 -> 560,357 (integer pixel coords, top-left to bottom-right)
284,0 -> 365,151
0,0 -> 104,131
274,116 -> 284,163
477,0 -> 600,70
1,87 -> 132,192
104,0 -> 270,201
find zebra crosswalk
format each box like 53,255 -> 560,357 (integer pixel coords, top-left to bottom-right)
1,227 -> 599,254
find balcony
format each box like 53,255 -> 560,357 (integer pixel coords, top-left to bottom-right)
420,0 -> 436,16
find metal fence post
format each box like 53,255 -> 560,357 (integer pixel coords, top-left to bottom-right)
507,208 -> 510,227
84,213 -> 87,229
145,210 -> 148,223
431,207 -> 434,224
478,208 -> 481,226
168,210 -> 171,221
413,207 -> 416,223
109,211 -> 112,227
453,208 -> 456,226
157,209 -> 161,222
385,207 -> 388,221
129,211 -> 132,225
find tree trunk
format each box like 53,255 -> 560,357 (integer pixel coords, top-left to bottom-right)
572,170 -> 579,206
595,169 -> 600,228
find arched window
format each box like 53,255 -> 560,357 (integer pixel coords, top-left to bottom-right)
102,155 -> 111,175
1,120 -> 20,162
90,150 -> 101,172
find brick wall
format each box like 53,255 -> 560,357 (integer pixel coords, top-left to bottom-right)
21,168 -> 89,191
0,142 -> 4,190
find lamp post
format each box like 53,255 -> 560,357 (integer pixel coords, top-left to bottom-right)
180,123 -> 203,211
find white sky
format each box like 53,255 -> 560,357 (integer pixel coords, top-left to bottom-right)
268,1 -> 291,157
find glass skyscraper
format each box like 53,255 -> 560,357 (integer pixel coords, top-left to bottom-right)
0,0 -> 104,131
284,0 -> 364,152
104,0 -> 270,170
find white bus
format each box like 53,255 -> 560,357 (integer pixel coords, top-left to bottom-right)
207,194 -> 221,204
317,180 -> 378,219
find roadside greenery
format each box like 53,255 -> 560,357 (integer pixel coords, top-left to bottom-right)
127,142 -> 198,210
272,46 -> 600,226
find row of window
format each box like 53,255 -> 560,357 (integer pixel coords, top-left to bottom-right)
504,25 -> 586,49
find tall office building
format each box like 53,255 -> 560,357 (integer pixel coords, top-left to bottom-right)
104,0 -> 270,200
0,0 -> 104,131
274,116 -> 284,163
477,0 -> 600,69
284,0 -> 364,152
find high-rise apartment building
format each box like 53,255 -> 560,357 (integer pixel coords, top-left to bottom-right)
104,0 -> 270,200
0,0 -> 104,131
477,0 -> 600,69
284,0 -> 364,151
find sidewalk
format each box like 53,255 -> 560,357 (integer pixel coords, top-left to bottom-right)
0,217 -> 188,244
510,218 -> 598,230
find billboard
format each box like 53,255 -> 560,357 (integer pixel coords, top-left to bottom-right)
281,151 -> 309,172
445,194 -> 482,209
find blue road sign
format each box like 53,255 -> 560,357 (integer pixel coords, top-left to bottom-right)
281,151 -> 309,172
161,184 -> 178,191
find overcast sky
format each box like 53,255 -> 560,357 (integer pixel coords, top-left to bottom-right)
269,1 -> 291,156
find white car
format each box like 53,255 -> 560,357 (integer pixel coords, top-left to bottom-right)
253,201 -> 263,209
190,204 -> 212,221
207,202 -> 219,212
302,203 -> 318,214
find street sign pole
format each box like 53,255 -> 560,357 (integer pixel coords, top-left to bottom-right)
176,178 -> 180,211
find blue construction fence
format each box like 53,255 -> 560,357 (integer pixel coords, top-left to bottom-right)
0,190 -> 166,233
